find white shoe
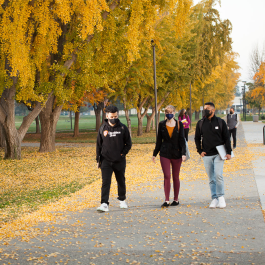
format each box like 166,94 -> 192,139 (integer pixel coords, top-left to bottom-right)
97,203 -> 109,212
217,196 -> 226,208
209,198 -> 218,209
120,200 -> 128,209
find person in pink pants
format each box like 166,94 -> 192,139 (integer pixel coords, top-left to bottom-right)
152,105 -> 187,207
178,109 -> 191,142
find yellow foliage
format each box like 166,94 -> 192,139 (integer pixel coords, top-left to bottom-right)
252,61 -> 265,101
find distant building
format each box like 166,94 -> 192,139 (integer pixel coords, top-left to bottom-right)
231,96 -> 242,112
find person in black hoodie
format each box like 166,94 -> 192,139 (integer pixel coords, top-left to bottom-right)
152,105 -> 186,207
195,102 -> 232,209
96,105 -> 132,212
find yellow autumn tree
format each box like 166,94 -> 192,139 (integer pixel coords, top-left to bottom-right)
0,0 -> 111,158
193,52 -> 240,110
0,0 -> 192,158
252,62 -> 265,104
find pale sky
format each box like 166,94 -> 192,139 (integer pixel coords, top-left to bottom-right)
193,0 -> 265,89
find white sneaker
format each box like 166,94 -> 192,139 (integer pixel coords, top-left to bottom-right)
97,203 -> 109,212
209,198 -> 218,209
120,200 -> 128,209
217,196 -> 226,208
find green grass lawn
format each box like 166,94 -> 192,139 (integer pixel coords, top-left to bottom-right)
17,113 -> 207,133
21,113 -> 226,144
240,113 -> 265,122
18,115 -> 148,132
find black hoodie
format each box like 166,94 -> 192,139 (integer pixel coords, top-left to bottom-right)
195,115 -> 231,156
96,119 -> 132,163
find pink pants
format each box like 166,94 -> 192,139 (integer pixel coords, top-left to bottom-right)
160,156 -> 182,201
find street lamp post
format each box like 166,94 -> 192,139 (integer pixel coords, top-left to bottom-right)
151,40 -> 158,138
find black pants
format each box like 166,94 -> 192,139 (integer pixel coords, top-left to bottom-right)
229,128 -> 237,148
100,158 -> 126,205
184,128 -> 189,142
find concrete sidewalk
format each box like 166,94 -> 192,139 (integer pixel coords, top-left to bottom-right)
241,121 -> 265,210
1,122 -> 265,264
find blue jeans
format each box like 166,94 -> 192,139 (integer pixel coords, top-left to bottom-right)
203,154 -> 225,199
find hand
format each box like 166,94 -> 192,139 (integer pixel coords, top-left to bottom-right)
182,155 -> 186,162
97,162 -> 100,169
235,126 -> 237,128
225,154 -> 232,160
201,152 -> 206,157
152,156 -> 156,163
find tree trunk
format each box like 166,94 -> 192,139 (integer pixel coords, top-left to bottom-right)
73,110 -> 80,137
195,110 -> 200,120
137,96 -> 150,136
39,96 -> 63,152
93,102 -> 104,132
137,113 -> 144,136
0,81 -> 22,159
4,128 -> 21,159
35,116 -> 40,133
152,116 -> 155,130
145,114 -> 152,133
121,86 -> 131,136
146,108 -> 156,133
158,111 -> 161,122
95,108 -> 101,132
0,78 -> 47,159
124,109 -> 132,136
145,93 -> 169,133
101,98 -> 108,125
102,110 -> 106,124
0,124 -> 6,148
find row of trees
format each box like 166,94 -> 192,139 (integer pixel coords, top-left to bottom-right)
246,46 -> 265,115
0,0 -> 240,159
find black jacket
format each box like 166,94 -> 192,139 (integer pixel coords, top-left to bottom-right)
96,119 -> 132,163
153,119 -> 186,159
194,115 -> 231,156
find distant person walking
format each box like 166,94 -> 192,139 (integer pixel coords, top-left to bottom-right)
195,102 -> 232,209
96,105 -> 132,212
227,107 -> 239,149
152,105 -> 186,207
178,109 -> 191,141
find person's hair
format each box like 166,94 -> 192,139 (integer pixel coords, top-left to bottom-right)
105,105 -> 119,113
204,102 -> 215,108
230,107 -> 234,110
164,105 -> 175,113
178,109 -> 186,118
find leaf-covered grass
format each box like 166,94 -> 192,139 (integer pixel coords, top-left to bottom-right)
1,140 -> 259,240
0,147 -> 100,227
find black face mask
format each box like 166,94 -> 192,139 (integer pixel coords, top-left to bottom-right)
230,111 -> 233,114
204,109 -> 212,118
109,118 -> 119,125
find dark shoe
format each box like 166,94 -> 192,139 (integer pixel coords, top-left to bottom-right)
233,146 -> 236,149
170,201 -> 179,206
161,202 -> 170,207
